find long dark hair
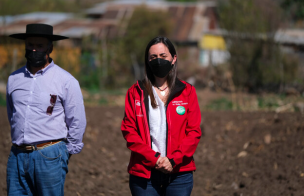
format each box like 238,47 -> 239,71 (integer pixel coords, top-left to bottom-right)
143,36 -> 177,108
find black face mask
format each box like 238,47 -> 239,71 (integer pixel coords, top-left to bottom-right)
148,58 -> 173,78
25,49 -> 48,67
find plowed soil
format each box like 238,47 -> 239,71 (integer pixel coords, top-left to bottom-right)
0,106 -> 303,196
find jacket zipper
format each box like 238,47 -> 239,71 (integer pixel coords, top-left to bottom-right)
166,104 -> 170,156
165,84 -> 186,161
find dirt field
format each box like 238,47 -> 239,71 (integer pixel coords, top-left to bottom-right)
0,106 -> 303,196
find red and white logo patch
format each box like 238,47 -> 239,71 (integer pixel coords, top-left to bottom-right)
136,101 -> 141,106
135,100 -> 143,117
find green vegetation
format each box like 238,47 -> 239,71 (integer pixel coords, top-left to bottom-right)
218,0 -> 302,92
82,89 -> 126,106
218,0 -> 271,33
206,98 -> 233,110
257,96 -> 280,109
0,94 -> 6,106
117,5 -> 173,72
281,0 -> 304,21
0,0 -> 89,16
78,50 -> 100,91
205,93 -> 304,111
78,5 -> 173,91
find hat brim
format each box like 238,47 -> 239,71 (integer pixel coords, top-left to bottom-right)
9,33 -> 69,41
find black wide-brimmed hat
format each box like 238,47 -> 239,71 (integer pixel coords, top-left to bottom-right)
9,23 -> 68,41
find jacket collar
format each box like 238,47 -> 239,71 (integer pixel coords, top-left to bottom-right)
137,78 -> 186,101
166,78 -> 186,106
137,79 -> 145,91
136,78 -> 186,130
171,78 -> 186,96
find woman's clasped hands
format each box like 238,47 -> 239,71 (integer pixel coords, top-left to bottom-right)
155,157 -> 173,174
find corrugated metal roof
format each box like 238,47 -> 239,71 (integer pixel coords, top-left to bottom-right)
60,27 -> 97,38
174,6 -> 196,42
0,12 -> 74,36
188,5 -> 207,41
205,29 -> 304,46
11,12 -> 72,25
275,29 -> 304,45
0,16 -> 15,25
168,3 -> 216,43
0,1 -> 218,43
0,14 -> 118,40
86,0 -> 166,15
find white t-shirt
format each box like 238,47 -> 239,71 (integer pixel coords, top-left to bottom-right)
148,87 -> 167,157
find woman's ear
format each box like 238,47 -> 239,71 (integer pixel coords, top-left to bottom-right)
172,55 -> 177,65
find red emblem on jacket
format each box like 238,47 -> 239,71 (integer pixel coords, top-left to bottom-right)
135,100 -> 143,117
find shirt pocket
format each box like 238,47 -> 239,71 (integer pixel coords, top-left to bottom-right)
38,92 -> 61,115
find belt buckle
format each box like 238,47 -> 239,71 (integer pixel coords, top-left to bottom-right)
26,145 -> 37,151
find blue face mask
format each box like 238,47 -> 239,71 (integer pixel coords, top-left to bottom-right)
148,58 -> 173,78
25,48 -> 48,67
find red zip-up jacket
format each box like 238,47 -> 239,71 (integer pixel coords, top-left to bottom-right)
121,79 -> 201,179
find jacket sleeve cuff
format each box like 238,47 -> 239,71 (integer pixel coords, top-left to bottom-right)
167,153 -> 182,166
169,158 -> 176,168
150,152 -> 161,168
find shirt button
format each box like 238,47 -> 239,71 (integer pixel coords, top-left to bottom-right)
30,91 -> 33,94
27,105 -> 30,108
34,78 -> 36,80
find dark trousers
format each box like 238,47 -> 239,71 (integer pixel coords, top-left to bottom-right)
129,169 -> 193,196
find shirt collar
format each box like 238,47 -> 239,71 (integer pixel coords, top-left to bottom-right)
25,58 -> 55,76
41,58 -> 54,74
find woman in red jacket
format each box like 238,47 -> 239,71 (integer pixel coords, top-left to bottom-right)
121,36 -> 201,196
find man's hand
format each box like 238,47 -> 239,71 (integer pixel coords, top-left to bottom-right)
155,157 -> 173,174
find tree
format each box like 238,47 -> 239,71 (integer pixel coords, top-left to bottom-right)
281,0 -> 304,22
122,6 -> 172,64
112,6 -> 173,84
218,0 -> 299,92
0,0 -> 88,17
